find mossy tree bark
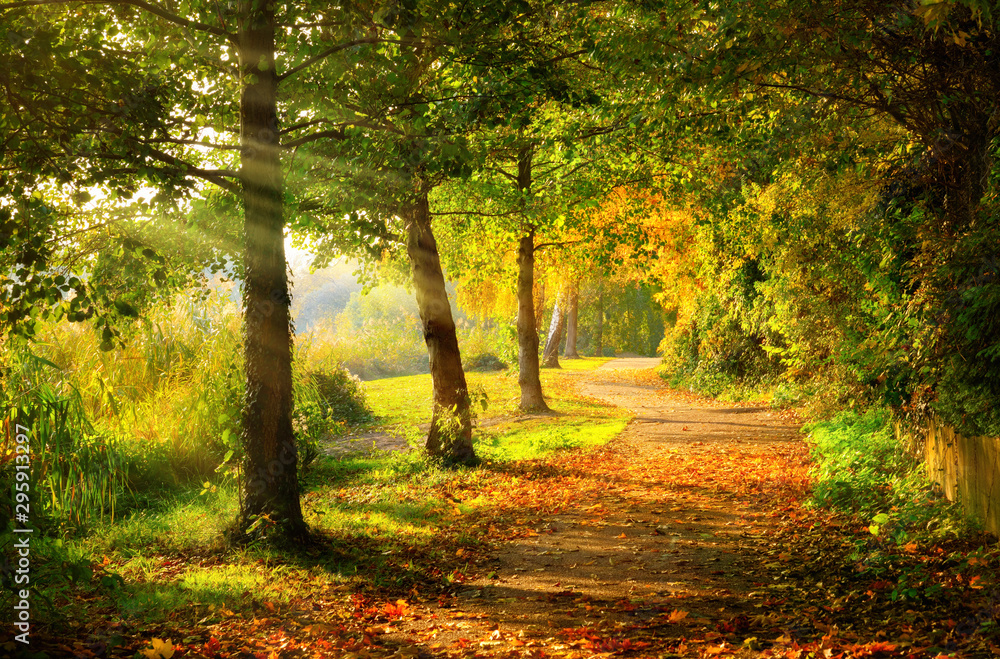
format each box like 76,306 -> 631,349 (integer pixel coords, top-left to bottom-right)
405,189 -> 476,464
236,3 -> 306,540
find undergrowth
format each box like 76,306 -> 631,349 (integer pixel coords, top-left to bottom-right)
0,288 -> 372,535
804,407 -> 969,543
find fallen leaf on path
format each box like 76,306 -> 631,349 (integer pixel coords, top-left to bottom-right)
139,639 -> 174,659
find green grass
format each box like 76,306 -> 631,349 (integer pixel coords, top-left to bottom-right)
806,408 -> 969,542
93,488 -> 238,556
362,357 -> 614,428
15,353 -> 629,638
476,416 -> 629,461
113,561 -> 299,622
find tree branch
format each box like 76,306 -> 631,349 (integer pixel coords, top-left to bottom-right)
535,239 -> 582,251
430,209 -> 522,218
142,146 -> 241,194
485,166 -> 518,184
281,129 -> 347,148
534,158 -> 596,180
0,0 -> 231,38
277,37 -> 380,82
143,137 -> 243,151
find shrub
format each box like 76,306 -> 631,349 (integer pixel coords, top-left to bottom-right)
464,353 -> 508,372
805,407 -> 966,542
302,367 -> 373,424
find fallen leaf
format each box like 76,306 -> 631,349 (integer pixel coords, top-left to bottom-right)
668,609 -> 689,623
139,638 -> 174,659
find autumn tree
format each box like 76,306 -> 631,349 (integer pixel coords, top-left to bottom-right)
616,0 -> 1000,429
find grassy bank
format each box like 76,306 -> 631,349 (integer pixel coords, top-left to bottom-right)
5,356 -> 629,651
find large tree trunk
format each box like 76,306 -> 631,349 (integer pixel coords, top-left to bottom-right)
564,280 -> 580,359
542,290 -> 567,369
405,190 -> 476,464
517,231 -> 549,411
236,5 -> 305,540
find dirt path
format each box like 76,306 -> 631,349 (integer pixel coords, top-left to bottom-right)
388,358 -> 812,655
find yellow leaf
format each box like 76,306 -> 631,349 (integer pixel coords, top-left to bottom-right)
140,638 -> 174,659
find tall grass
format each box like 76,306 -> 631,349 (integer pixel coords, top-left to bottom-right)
0,290 -> 240,532
299,316 -> 429,381
2,376 -> 130,530
0,286 -> 368,534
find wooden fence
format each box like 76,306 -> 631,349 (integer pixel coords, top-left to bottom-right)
913,416 -> 1000,536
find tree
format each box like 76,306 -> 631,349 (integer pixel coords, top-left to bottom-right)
289,2 -> 570,459
0,8 -> 227,344
435,106 -> 639,409
296,1 -> 624,434
0,0 -> 409,539
232,1 -> 306,538
637,0 -> 1000,432
593,283 -> 605,357
285,8 -> 484,463
514,147 -> 550,408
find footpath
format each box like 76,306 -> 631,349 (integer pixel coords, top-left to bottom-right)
383,359 -> 999,658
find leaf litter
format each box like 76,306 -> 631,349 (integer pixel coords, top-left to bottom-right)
18,359 -> 1000,658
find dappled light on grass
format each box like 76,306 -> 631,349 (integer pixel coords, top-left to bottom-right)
476,417 -> 629,462
307,498 -> 450,541
94,487 -> 238,555
16,364 -> 1000,658
356,358 -> 630,449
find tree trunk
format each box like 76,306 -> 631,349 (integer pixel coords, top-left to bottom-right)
564,280 -> 580,359
517,231 -> 549,411
405,190 -> 476,464
942,127 -> 992,234
542,291 -> 566,368
514,147 -> 549,411
534,279 -> 545,333
236,5 -> 306,540
594,290 -> 604,358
